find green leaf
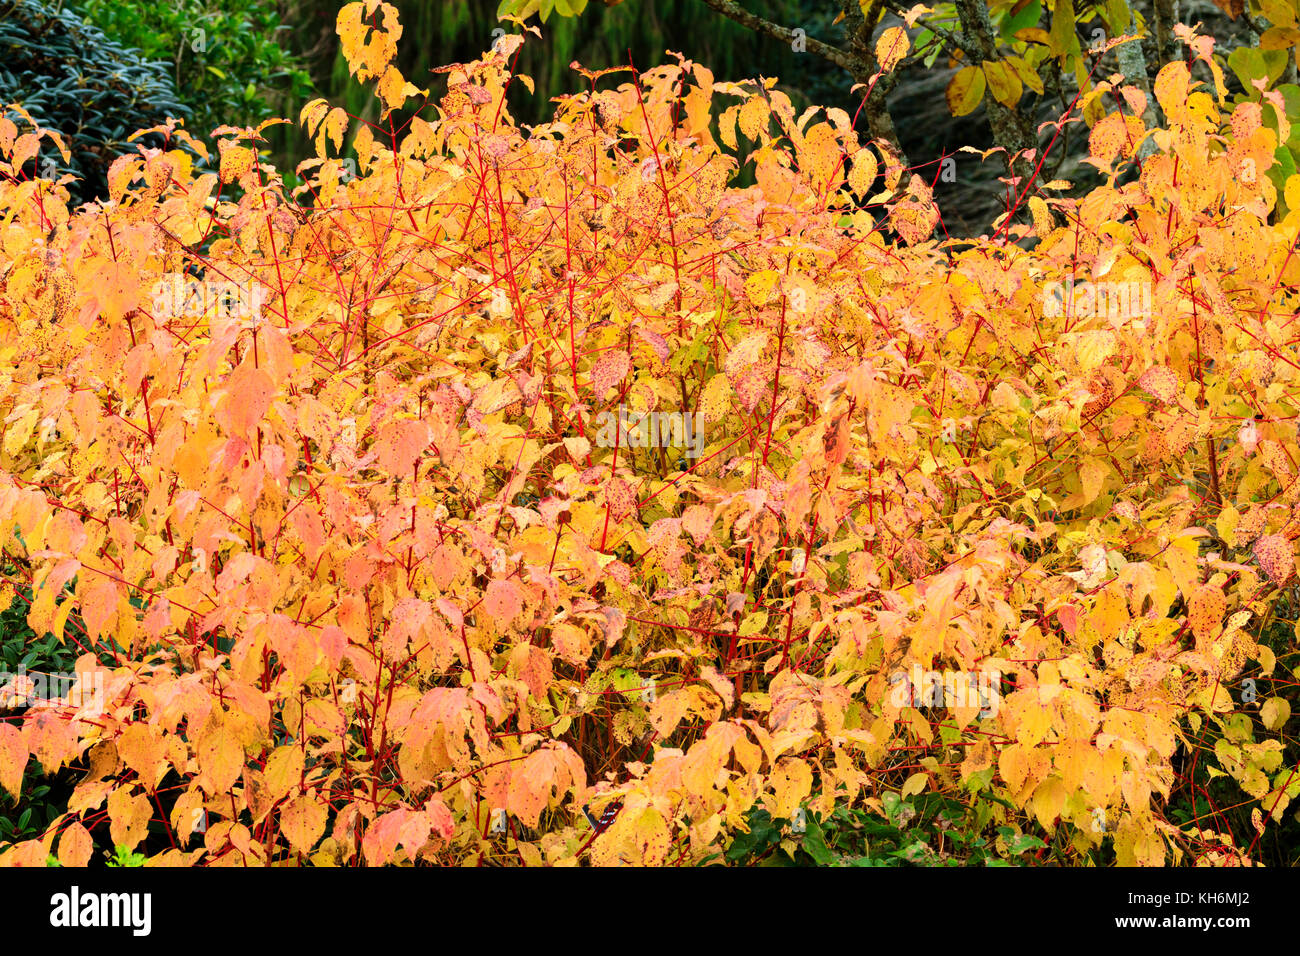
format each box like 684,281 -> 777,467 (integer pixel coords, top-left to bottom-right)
1001,0 -> 1042,40
1004,831 -> 1046,855
1229,47 -> 1288,93
1269,145 -> 1297,215
803,815 -> 835,865
1101,0 -> 1129,33
1049,0 -> 1080,57
609,667 -> 642,692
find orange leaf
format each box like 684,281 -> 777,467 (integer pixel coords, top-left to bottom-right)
197,716 -> 244,796
875,26 -> 910,74
57,822 -> 93,867
216,361 -> 276,437
281,793 -> 329,852
0,724 -> 27,799
484,578 -> 523,627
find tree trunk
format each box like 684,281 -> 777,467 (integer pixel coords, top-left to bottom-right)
842,1 -> 911,169
1153,0 -> 1181,69
1116,0 -> 1158,160
951,0 -> 1037,187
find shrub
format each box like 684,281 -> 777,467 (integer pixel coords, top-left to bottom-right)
0,0 -> 189,206
0,586 -> 71,844
0,2 -> 1296,867
72,0 -> 314,139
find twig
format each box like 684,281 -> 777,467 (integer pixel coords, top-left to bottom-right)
878,0 -> 982,60
695,0 -> 858,73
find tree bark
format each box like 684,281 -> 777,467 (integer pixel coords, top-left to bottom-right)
842,0 -> 910,168
951,0 -> 1038,187
1116,0 -> 1158,160
1153,0 -> 1181,69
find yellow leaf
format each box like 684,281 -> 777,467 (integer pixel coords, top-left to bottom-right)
982,60 -> 1023,108
700,374 -> 732,422
1028,195 -> 1053,236
170,788 -> 207,842
1163,535 -> 1201,603
947,66 -> 987,116
107,787 -> 152,851
264,746 -> 306,803
197,716 -> 244,796
725,330 -> 770,375
376,65 -> 423,115
1089,111 -> 1131,166
1079,456 -> 1108,507
875,26 -> 910,74
719,104 -> 740,150
1006,53 -> 1044,94
1030,776 -> 1067,830
743,270 -> 780,307
216,361 -> 276,437
1015,697 -> 1052,747
738,96 -> 769,141
770,757 -> 813,817
484,578 -> 524,628
960,739 -> 996,780
58,822 -> 93,867
299,98 -> 331,136
0,724 -> 28,799
848,148 -> 878,195
1089,585 -> 1130,641
800,122 -> 843,186
699,665 -> 735,710
633,806 -> 671,865
1217,505 -> 1240,548
1115,816 -> 1166,865
116,724 -> 170,788
649,689 -> 691,737
338,0 -> 402,82
218,143 -> 255,183
901,771 -> 928,797
281,793 -> 329,852
1262,697 -> 1291,730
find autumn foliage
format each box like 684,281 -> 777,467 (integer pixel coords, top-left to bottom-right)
1,2 -> 1299,866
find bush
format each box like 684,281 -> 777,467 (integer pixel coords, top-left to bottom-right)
72,0 -> 313,138
0,3 -> 1297,867
0,568 -> 120,860
0,0 -> 189,205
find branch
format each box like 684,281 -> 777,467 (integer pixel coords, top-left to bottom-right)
695,0 -> 860,74
844,0 -> 910,165
951,0 -> 1037,183
878,0 -> 982,61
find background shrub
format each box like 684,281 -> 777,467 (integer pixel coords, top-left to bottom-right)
73,0 -> 313,138
0,0 -> 189,205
